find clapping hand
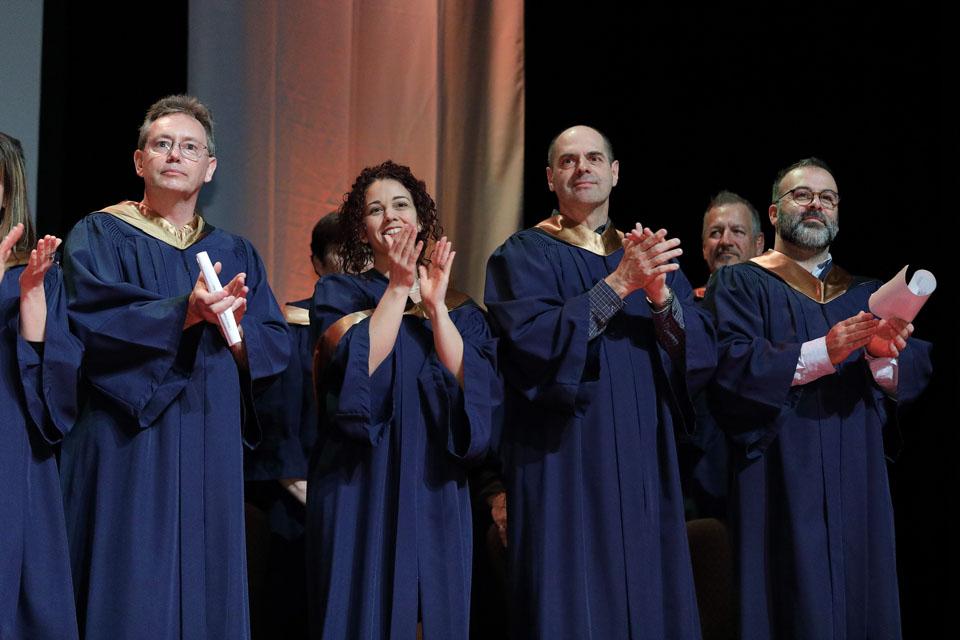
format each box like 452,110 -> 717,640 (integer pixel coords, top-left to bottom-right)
19,234 -> 62,295
419,236 -> 455,315
0,223 -> 26,280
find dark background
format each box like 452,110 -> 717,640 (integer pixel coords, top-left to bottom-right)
37,1 -> 952,635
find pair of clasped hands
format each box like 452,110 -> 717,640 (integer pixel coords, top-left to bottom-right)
381,224 -> 455,314
606,223 -> 682,307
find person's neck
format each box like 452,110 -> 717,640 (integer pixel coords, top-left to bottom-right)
774,237 -> 831,273
559,201 -> 610,232
141,189 -> 199,228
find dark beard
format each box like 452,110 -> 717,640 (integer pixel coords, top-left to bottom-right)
777,209 -> 837,251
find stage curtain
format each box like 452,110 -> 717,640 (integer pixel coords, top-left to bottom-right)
189,0 -> 524,303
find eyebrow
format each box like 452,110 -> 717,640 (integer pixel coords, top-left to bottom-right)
367,195 -> 410,206
560,150 -> 605,158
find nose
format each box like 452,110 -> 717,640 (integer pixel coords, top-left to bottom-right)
166,142 -> 182,161
574,154 -> 591,173
719,230 -> 734,246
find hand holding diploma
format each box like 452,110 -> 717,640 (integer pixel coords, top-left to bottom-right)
864,265 -> 934,358
185,251 -> 247,346
869,265 -> 936,323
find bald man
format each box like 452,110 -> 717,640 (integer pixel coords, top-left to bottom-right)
485,125 -> 714,639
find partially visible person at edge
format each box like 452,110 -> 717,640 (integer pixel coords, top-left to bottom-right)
0,131 -> 82,639
485,125 -> 715,639
60,95 -> 289,639
703,157 -> 932,639
245,213 -> 343,639
307,160 -> 499,639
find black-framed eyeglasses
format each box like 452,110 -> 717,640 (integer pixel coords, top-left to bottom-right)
775,187 -> 840,210
147,138 -> 210,161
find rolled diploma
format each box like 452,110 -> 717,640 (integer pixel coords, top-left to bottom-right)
196,251 -> 242,346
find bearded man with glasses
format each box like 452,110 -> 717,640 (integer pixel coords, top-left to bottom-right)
703,158 -> 932,639
60,95 -> 289,639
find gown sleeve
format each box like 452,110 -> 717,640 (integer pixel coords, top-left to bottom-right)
702,264 -> 804,452
233,236 -> 291,385
484,232 -> 594,413
417,302 -> 500,462
311,274 -> 394,446
14,265 -> 83,443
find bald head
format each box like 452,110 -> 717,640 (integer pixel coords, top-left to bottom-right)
547,126 -> 614,167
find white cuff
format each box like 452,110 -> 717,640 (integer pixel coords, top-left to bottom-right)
792,336 -> 836,386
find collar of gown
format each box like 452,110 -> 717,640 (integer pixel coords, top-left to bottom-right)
101,201 -> 207,250
750,249 -> 853,304
534,212 -> 624,256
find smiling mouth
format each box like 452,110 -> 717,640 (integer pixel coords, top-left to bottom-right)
383,227 -> 403,236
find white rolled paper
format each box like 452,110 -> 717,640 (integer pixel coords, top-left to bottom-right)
196,251 -> 243,346
868,265 -> 936,323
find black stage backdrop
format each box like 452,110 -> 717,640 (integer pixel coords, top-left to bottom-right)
37,2 -> 952,636
523,6 -> 952,636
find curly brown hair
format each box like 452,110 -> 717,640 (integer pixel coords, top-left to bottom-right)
338,160 -> 442,275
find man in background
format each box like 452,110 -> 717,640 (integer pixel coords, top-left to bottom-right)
245,213 -> 342,639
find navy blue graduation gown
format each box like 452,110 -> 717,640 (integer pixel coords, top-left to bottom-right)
484,227 -> 715,640
0,264 -> 81,639
60,212 -> 289,640
704,261 -> 933,640
307,270 -> 498,640
244,298 -> 315,638
246,298 -> 316,487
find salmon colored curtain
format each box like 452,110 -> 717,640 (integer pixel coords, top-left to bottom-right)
189,0 -> 524,303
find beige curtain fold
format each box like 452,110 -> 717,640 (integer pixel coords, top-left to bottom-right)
190,0 -> 524,304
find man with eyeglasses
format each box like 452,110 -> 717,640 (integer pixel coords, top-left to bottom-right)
703,158 -> 932,639
60,95 -> 289,638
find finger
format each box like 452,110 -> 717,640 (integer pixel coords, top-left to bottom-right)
418,265 -> 427,281
846,335 -> 874,351
214,261 -> 222,274
842,316 -> 880,330
196,286 -> 228,304
444,250 -> 456,273
655,262 -> 681,274
648,248 -> 684,266
397,226 -> 416,262
1,223 -> 25,253
224,273 -> 246,296
209,295 -> 237,315
440,238 -> 452,266
645,238 -> 682,258
644,238 -> 683,259
638,229 -> 667,251
411,240 -> 425,265
229,296 -> 247,314
843,326 -> 881,343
